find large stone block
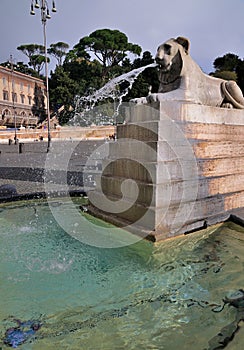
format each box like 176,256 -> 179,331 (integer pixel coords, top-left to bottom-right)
183,123 -> 244,142
88,101 -> 244,241
198,157 -> 244,177
193,141 -> 244,159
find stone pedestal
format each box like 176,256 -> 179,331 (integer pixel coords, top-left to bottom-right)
88,101 -> 244,241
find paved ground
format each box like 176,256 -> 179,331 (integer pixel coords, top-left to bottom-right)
0,139 -> 106,200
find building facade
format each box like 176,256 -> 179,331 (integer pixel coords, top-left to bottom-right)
0,65 -> 47,128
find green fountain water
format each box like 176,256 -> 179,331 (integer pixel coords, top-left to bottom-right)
0,199 -> 243,349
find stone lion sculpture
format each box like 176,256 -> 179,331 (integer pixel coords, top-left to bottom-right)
133,36 -> 244,108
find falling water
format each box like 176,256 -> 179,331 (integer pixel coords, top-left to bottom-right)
70,62 -> 157,126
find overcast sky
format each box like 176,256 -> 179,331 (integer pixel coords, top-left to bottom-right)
1,0 -> 244,73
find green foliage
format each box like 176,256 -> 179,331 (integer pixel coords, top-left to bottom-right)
50,54 -> 105,124
48,42 -> 69,66
74,29 -> 142,80
14,30 -> 145,124
211,52 -> 244,94
63,58 -> 103,92
16,61 -> 40,77
0,60 -> 40,78
17,44 -> 46,73
213,53 -> 240,72
124,51 -> 159,100
17,44 -> 45,58
29,54 -> 48,75
236,60 -> 244,93
210,70 -> 237,81
48,33 -> 156,122
49,66 -> 81,124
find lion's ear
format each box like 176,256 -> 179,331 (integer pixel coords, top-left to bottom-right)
175,37 -> 190,54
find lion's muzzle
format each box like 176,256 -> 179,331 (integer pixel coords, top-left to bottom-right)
155,57 -> 171,71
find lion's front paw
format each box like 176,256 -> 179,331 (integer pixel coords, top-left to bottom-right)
221,102 -> 234,109
146,93 -> 159,103
130,97 -> 148,104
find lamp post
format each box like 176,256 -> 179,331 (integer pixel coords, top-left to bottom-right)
30,0 -> 57,152
9,55 -> 17,144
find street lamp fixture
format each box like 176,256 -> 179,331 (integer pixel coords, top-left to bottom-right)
30,0 -> 57,152
34,0 -> 40,9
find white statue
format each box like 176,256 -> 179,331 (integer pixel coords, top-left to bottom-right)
133,36 -> 244,109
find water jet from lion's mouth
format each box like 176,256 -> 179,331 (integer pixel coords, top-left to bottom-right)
71,62 -> 158,126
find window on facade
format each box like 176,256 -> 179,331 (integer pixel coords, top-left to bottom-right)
12,92 -> 17,103
28,84 -> 31,94
20,94 -> 25,104
12,80 -> 15,90
3,90 -> 9,100
20,82 -> 24,91
3,109 -> 11,116
2,77 -> 6,87
28,96 -> 32,105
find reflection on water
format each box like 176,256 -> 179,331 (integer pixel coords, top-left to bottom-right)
0,199 -> 243,349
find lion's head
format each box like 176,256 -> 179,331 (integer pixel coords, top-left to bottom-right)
155,37 -> 190,93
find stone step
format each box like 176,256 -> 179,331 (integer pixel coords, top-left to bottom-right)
207,173 -> 244,195
88,189 -> 157,231
198,157 -> 244,177
125,102 -> 161,123
98,175 -> 199,207
194,141 -> 244,159
101,157 -> 198,183
108,139 -> 196,162
224,191 -> 244,210
87,203 -> 156,241
117,119 -> 186,142
98,173 -> 244,206
117,123 -> 158,142
183,122 -> 244,142
88,188 -> 241,239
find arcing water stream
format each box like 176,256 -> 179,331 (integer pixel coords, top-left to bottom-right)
70,62 -> 157,126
